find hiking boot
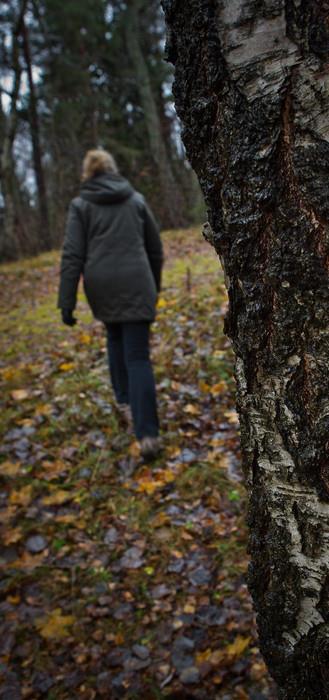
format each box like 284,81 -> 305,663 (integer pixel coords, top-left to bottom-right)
140,436 -> 161,461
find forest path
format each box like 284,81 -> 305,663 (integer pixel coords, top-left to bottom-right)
0,228 -> 274,700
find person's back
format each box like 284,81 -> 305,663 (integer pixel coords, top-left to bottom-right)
58,149 -> 163,460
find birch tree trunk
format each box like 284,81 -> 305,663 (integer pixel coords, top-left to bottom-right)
162,2 -> 329,698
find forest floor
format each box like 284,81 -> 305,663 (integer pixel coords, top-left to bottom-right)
0,228 -> 276,700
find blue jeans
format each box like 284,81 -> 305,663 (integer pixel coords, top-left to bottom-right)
106,322 -> 159,440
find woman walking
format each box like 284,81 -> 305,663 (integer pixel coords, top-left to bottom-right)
58,149 -> 163,459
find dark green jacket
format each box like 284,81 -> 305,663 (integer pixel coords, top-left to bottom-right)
58,174 -> 163,323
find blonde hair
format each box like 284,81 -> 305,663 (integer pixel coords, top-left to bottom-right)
82,149 -> 119,180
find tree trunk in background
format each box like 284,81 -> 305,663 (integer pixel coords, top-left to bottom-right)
21,16 -> 51,251
162,1 -> 329,698
0,2 -> 26,259
0,100 -> 18,260
124,0 -> 185,227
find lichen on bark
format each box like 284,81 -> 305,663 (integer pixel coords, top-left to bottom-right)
162,1 -> 329,698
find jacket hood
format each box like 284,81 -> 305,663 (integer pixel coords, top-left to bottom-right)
80,173 -> 134,205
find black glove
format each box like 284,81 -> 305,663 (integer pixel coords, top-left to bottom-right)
61,309 -> 77,327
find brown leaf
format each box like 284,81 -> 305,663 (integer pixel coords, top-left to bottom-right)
0,461 -> 21,478
35,608 -> 75,639
3,527 -> 23,545
42,489 -> 72,506
9,485 -> 33,507
9,551 -> 46,570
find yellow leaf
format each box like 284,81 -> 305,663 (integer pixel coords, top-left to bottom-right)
1,367 -> 21,381
79,333 -> 92,345
35,608 -> 75,640
34,403 -> 53,417
184,603 -> 196,614
224,410 -> 239,425
136,478 -> 159,495
10,485 -> 33,507
226,636 -> 251,658
59,362 -> 75,372
199,380 -> 211,393
3,527 -> 23,545
184,403 -> 200,416
210,381 -> 227,396
42,489 -> 72,506
160,469 -> 175,484
196,648 -> 212,665
157,298 -> 167,309
11,389 -> 29,401
144,566 -> 154,576
1,461 -> 21,478
167,446 -> 181,458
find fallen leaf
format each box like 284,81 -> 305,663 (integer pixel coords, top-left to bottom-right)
224,409 -> 239,425
10,485 -> 33,507
136,478 -> 160,495
34,403 -> 53,416
0,506 -> 17,524
3,527 -> 23,545
129,441 -> 140,458
159,469 -> 175,484
35,608 -> 75,640
210,381 -> 227,396
1,367 -> 21,381
157,298 -> 168,309
152,512 -> 170,528
11,389 -> 29,401
59,362 -> 75,372
9,551 -> 46,570
250,659 -> 268,681
196,648 -> 212,665
7,594 -> 21,605
226,635 -> 251,658
38,460 -> 67,480
42,489 -> 72,506
79,333 -> 92,344
184,403 -> 200,416
0,461 -> 21,478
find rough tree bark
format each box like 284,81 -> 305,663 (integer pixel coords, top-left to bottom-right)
162,2 -> 329,698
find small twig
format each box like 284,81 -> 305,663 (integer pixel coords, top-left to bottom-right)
186,266 -> 191,293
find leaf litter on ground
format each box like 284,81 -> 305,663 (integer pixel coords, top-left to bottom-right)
0,227 -> 276,699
